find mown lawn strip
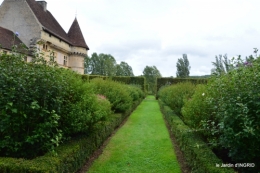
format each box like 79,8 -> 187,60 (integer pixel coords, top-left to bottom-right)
87,96 -> 181,173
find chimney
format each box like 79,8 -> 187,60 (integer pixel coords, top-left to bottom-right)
37,1 -> 47,12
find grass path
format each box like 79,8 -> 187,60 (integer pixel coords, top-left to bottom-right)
87,96 -> 181,173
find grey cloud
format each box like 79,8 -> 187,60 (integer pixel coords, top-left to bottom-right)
162,45 -> 209,58
97,38 -> 162,58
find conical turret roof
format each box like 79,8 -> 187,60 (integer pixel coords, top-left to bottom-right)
68,18 -> 89,50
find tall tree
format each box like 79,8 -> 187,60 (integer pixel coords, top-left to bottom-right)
176,54 -> 190,78
143,66 -> 161,94
116,61 -> 134,76
84,55 -> 91,74
84,53 -> 117,76
211,54 -> 231,75
100,54 -> 117,76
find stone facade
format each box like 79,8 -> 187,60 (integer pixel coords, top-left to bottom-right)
0,0 -> 89,74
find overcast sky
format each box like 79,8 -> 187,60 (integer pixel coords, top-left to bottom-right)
2,0 -> 260,77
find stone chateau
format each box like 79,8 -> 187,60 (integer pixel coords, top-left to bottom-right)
0,0 -> 89,74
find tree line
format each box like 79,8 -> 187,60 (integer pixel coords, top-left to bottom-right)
85,49 -> 259,94
84,52 -> 191,94
84,53 -> 134,76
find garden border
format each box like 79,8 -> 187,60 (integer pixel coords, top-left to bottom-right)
0,100 -> 143,173
158,99 -> 235,173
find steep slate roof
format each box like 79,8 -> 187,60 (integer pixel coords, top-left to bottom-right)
0,26 -> 26,50
25,0 -> 88,49
68,18 -> 89,50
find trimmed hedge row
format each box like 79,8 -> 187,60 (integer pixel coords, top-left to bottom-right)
0,99 -> 142,173
156,77 -> 208,93
81,75 -> 147,93
81,75 -> 108,81
157,82 -> 196,117
158,99 -> 235,173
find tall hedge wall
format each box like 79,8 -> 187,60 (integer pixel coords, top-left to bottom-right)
82,75 -> 147,93
156,78 -> 208,93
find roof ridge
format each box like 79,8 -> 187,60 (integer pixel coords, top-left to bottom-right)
25,0 -> 72,45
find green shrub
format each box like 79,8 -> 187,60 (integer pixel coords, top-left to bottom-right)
202,59 -> 260,171
0,53 -> 65,158
82,75 -> 147,93
0,95 -> 143,173
127,85 -> 145,101
0,52 -> 111,158
88,78 -> 133,113
0,113 -> 125,173
158,99 -> 235,173
156,77 -> 208,93
182,84 -> 212,128
158,82 -> 196,117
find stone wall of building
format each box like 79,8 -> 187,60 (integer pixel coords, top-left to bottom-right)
0,0 -> 41,47
69,55 -> 84,74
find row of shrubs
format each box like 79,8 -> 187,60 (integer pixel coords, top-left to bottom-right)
82,75 -> 148,93
0,107 -> 142,173
0,50 -> 145,160
156,77 -> 207,94
158,57 -> 260,173
158,99 -> 234,173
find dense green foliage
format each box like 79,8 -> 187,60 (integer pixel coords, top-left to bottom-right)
0,52 -> 86,158
142,65 -> 161,94
158,82 -> 196,117
159,100 -> 234,173
0,110 -> 141,173
0,51 -> 135,159
87,78 -> 144,113
181,84 -> 211,128
81,75 -> 147,93
202,58 -> 260,172
85,53 -> 134,76
211,54 -> 232,75
116,61 -> 134,76
85,53 -> 117,76
156,77 -> 207,94
176,54 -> 190,78
160,57 -> 260,172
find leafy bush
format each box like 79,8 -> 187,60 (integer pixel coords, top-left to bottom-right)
0,52 -> 111,158
158,82 -> 196,117
81,75 -> 147,93
0,112 -> 129,173
93,95 -> 112,123
158,99 -> 234,173
182,84 -> 212,128
127,85 -> 145,102
204,60 -> 260,166
156,77 -> 208,94
88,78 -> 134,113
0,68 -> 143,173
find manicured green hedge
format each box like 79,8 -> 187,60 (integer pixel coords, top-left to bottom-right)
0,99 -> 143,173
81,75 -> 109,82
157,82 -> 196,117
158,99 -> 235,173
156,77 -> 208,93
81,75 -> 147,93
0,52 -> 113,158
